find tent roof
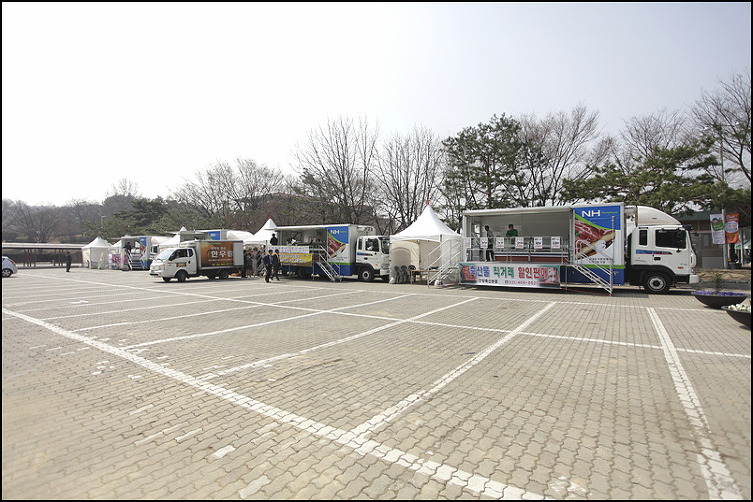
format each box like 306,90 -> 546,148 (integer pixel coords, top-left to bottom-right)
391,205 -> 461,243
244,218 -> 278,244
227,230 -> 255,241
83,236 -> 111,248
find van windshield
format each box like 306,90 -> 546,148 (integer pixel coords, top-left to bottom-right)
155,248 -> 177,261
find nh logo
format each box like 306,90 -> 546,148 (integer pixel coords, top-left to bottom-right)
582,210 -> 601,217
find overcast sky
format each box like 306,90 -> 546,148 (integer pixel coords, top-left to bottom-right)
2,2 -> 751,207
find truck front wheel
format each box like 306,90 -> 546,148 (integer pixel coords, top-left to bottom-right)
643,272 -> 670,294
358,267 -> 374,282
176,270 -> 188,283
162,277 -> 171,282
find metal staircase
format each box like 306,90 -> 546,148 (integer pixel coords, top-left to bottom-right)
564,260 -> 614,295
127,253 -> 147,271
311,247 -> 341,282
426,239 -> 463,287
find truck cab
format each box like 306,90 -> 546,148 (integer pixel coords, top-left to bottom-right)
151,246 -> 196,281
627,225 -> 698,293
355,235 -> 390,281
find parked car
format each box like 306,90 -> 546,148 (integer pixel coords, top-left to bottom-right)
3,256 -> 18,278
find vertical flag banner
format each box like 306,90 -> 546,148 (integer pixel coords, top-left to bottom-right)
710,214 -> 725,244
725,213 -> 739,244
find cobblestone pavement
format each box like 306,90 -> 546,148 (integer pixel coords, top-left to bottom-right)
2,268 -> 750,499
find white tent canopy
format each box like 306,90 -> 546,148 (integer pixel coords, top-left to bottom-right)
82,236 -> 111,269
244,218 -> 278,245
389,205 -> 463,283
227,230 -> 255,241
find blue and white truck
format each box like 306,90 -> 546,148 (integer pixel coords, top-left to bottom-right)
273,224 -> 390,281
460,203 -> 699,294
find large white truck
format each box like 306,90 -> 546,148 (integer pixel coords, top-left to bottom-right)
149,239 -> 244,282
460,203 -> 699,294
273,224 -> 390,281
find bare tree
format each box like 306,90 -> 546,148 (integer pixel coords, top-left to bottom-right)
519,104 -> 602,205
376,126 -> 445,233
292,115 -> 380,224
172,159 -> 288,222
107,178 -> 141,198
10,201 -> 61,242
172,164 -> 232,218
692,69 -> 751,184
232,159 -> 286,212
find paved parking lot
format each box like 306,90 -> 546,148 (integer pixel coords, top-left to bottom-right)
2,268 -> 750,499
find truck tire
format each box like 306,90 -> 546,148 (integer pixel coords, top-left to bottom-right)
643,272 -> 670,294
162,277 -> 171,282
206,271 -> 217,280
358,267 -> 374,282
296,267 -> 311,279
176,270 -> 188,283
218,270 -> 229,280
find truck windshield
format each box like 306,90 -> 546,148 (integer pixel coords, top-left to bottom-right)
155,248 -> 177,261
379,237 -> 390,253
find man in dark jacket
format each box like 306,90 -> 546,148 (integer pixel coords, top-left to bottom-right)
65,251 -> 72,272
272,249 -> 281,281
263,250 -> 274,283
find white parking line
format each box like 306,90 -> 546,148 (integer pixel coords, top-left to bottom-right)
3,306 -> 542,500
349,302 -> 557,439
647,307 -> 742,499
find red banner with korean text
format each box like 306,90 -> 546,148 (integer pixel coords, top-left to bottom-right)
725,213 -> 739,244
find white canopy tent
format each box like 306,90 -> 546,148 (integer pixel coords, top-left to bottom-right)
389,205 -> 463,284
244,218 -> 278,246
82,236 -> 112,269
227,230 -> 255,242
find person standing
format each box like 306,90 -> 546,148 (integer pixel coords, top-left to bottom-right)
272,249 -> 281,281
241,250 -> 251,278
65,251 -> 72,272
484,225 -> 495,262
254,248 -> 263,276
263,250 -> 274,283
506,224 -> 518,237
270,233 -> 279,246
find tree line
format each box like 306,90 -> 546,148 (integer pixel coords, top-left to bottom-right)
3,69 -> 750,243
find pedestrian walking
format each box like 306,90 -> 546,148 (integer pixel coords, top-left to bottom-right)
263,250 -> 274,283
65,251 -> 72,272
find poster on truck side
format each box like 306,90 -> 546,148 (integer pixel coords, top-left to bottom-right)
326,226 -> 349,261
199,241 -> 236,267
459,263 -> 561,289
572,204 -> 624,267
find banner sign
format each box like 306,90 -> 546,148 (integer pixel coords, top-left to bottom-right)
279,252 -> 313,265
710,214 -> 725,244
725,213 -> 739,244
199,241 -> 235,267
573,204 -> 623,266
459,262 -> 561,289
327,226 -> 348,259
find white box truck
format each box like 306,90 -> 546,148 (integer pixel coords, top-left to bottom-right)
460,203 -> 699,294
273,224 -> 390,281
149,240 -> 244,282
